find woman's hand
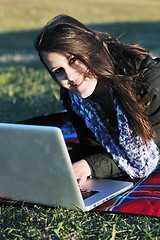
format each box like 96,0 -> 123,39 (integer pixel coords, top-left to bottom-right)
72,159 -> 92,188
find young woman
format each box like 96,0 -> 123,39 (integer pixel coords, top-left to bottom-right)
34,14 -> 160,187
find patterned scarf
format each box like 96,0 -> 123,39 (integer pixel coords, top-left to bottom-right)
69,91 -> 159,178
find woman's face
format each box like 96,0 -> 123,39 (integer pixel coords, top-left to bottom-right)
41,51 -> 98,98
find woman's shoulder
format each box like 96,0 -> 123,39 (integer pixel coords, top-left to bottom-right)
136,55 -> 160,84
142,55 -> 160,85
140,55 -> 160,72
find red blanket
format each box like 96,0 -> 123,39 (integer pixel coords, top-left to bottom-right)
93,163 -> 160,217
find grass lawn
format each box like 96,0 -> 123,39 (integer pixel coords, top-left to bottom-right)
0,0 -> 160,239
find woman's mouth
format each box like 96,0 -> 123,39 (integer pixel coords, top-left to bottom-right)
73,80 -> 84,88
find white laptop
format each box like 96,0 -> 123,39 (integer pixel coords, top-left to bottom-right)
0,123 -> 133,211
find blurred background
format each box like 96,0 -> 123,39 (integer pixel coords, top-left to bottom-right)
0,0 -> 160,122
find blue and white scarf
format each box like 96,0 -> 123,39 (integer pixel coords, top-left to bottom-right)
69,91 -> 159,178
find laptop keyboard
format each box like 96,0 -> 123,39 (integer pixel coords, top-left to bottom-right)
80,189 -> 99,200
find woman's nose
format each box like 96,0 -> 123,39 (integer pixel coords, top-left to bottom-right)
65,67 -> 76,81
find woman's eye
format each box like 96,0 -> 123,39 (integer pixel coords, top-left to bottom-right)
69,57 -> 77,65
54,68 -> 63,75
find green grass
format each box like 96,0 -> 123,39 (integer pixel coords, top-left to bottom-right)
0,204 -> 160,239
0,0 -> 160,239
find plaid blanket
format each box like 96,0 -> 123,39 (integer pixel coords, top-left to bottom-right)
93,163 -> 160,217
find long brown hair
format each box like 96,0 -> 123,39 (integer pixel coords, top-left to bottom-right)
34,14 -> 154,145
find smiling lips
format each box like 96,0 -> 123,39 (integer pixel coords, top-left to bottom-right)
71,79 -> 84,87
